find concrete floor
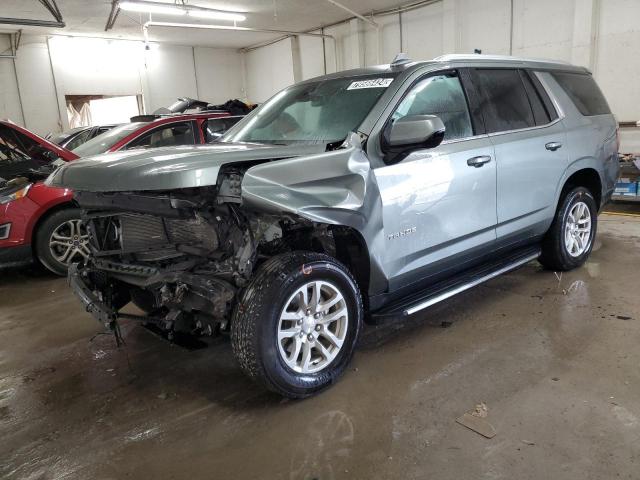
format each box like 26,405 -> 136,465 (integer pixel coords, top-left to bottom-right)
1,213 -> 639,480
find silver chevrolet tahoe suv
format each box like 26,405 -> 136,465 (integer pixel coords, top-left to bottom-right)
50,54 -> 619,398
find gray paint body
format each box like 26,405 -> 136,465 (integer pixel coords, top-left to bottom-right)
50,56 -> 618,299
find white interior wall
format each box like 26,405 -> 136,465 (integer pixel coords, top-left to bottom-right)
298,34 -> 325,81
3,0 -> 640,133
5,35 -> 245,136
363,14 -> 400,67
145,43 -> 198,113
243,37 -> 295,103
512,0 -> 575,60
248,0 -> 640,123
47,36 -> 147,129
0,34 -> 24,127
194,47 -> 245,104
594,0 -> 640,122
456,0 -> 511,55
13,35 -> 62,135
323,22 -> 350,74
401,2 -> 445,61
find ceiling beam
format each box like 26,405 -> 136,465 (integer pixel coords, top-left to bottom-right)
324,0 -> 377,27
105,0 -> 120,31
0,0 -> 65,28
0,17 -> 65,28
38,0 -> 63,23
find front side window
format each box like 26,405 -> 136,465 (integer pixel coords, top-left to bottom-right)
125,122 -> 195,150
221,74 -> 397,145
475,69 -> 535,133
391,73 -> 473,141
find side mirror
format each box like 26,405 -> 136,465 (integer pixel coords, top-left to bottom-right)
382,114 -> 445,162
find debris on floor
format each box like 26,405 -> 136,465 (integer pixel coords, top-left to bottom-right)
473,402 -> 488,418
553,271 -> 568,295
456,402 -> 496,438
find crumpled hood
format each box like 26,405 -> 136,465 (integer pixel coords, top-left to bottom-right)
47,142 -> 325,192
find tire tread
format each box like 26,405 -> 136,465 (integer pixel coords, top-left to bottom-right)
231,251 -> 362,398
539,186 -> 597,271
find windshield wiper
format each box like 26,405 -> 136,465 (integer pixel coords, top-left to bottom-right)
325,138 -> 346,151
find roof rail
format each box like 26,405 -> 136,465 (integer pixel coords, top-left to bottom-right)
433,53 -> 571,65
129,110 -> 230,122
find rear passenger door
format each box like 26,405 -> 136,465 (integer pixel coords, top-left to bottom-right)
471,68 -> 567,243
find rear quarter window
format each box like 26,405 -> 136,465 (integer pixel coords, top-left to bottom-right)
552,72 -> 611,116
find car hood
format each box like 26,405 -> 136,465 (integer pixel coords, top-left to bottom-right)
1,120 -> 78,193
47,142 -> 327,192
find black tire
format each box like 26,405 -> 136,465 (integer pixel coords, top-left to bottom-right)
231,251 -> 363,398
539,186 -> 598,271
34,208 -> 87,276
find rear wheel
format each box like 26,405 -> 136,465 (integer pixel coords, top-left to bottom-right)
231,251 -> 363,398
35,208 -> 89,276
539,186 -> 597,271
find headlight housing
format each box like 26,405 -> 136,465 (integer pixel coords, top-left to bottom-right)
0,183 -> 32,205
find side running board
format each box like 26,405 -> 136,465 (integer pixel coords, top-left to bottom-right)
370,246 -> 541,324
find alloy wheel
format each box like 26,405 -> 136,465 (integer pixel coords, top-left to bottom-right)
49,219 -> 90,265
277,280 -> 349,374
564,201 -> 592,257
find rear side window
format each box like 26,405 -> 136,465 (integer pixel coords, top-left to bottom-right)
552,72 -> 610,116
203,117 -> 243,143
519,71 -> 552,125
475,69 -> 535,133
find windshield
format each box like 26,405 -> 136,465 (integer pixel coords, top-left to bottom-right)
72,122 -> 146,157
48,127 -> 84,146
221,74 -> 397,145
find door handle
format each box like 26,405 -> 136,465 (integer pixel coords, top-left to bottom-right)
467,155 -> 492,167
545,142 -> 562,151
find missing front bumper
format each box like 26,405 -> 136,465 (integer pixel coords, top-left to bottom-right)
67,263 -> 116,326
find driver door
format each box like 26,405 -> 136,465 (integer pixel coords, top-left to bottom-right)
371,71 -> 497,290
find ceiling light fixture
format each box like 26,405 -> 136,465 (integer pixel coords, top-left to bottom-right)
118,0 -> 246,22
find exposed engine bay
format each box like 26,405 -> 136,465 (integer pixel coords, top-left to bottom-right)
71,167 -> 335,338
0,158 -> 63,196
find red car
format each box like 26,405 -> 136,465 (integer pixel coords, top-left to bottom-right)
0,112 -> 242,275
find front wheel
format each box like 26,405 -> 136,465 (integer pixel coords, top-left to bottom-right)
231,252 -> 363,398
35,208 -> 90,276
539,186 -> 597,271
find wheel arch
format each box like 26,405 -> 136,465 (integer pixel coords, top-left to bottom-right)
325,226 -> 371,311
560,167 -> 603,210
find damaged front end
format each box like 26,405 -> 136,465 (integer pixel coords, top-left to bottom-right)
69,171 -> 301,338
